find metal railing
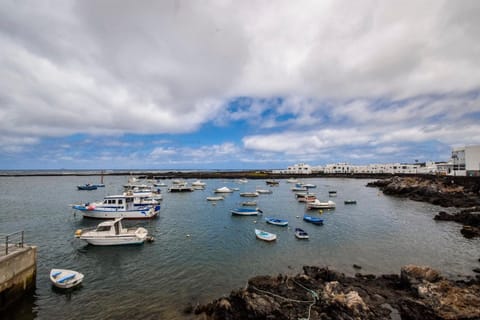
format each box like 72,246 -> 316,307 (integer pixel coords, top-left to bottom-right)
1,230 -> 24,255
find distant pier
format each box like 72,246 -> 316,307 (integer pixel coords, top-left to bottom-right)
0,231 -> 37,312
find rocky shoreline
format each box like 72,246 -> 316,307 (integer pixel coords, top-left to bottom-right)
194,265 -> 480,319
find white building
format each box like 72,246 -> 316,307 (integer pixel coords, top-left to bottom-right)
449,145 -> 480,176
275,163 -> 312,174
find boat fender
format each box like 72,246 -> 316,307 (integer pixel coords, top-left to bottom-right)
74,229 -> 82,237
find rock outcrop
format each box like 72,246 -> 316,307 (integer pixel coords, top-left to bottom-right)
434,207 -> 480,238
194,265 -> 480,320
366,176 -> 480,208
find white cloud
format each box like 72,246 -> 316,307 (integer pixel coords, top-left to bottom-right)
1,0 -> 480,167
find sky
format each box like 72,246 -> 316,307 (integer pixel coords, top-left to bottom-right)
1,0 -> 480,170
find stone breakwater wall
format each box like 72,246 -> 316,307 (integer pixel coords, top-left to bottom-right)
0,246 -> 37,312
194,265 -> 480,320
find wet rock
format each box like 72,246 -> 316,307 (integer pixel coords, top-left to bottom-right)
353,264 -> 362,269
461,225 -> 480,238
400,265 -> 442,288
196,265 -> 480,320
367,176 -> 480,208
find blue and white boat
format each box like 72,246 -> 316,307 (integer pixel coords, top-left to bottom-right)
230,208 -> 262,216
295,228 -> 309,239
265,217 -> 288,226
255,229 -> 277,242
50,269 -> 84,289
72,194 -> 160,219
303,214 -> 324,225
77,184 -> 97,191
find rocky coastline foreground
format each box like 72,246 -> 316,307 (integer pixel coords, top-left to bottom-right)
194,265 -> 480,319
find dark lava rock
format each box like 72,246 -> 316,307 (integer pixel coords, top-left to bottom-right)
367,176 -> 480,208
195,265 -> 480,320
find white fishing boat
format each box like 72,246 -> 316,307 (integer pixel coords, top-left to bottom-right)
168,184 -> 194,192
240,191 -> 259,197
241,201 -> 257,206
206,196 -> 224,201
286,178 -> 299,183
255,229 -> 277,242
306,199 -> 336,209
214,186 -> 234,193
191,180 -> 207,187
72,194 -> 160,219
256,187 -> 273,194
50,269 -> 84,289
75,218 -> 151,246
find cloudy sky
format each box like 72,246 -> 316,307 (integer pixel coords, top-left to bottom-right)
1,0 -> 479,170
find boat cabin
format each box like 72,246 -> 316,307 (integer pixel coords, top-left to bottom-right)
102,195 -> 134,210
95,218 -> 125,235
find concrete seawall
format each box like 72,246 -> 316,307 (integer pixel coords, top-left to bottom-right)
0,246 -> 37,311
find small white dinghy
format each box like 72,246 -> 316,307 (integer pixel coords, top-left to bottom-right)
50,269 -> 84,289
255,229 -> 277,242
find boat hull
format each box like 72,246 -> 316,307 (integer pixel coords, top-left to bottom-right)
255,229 -> 277,241
50,269 -> 84,289
231,208 -> 261,216
79,236 -> 145,246
303,215 -> 324,225
74,205 -> 160,219
265,218 -> 288,226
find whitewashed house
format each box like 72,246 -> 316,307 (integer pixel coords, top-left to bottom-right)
449,145 -> 480,176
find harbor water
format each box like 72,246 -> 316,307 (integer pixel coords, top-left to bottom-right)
1,175 -> 478,319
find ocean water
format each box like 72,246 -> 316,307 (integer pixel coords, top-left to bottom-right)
0,176 -> 478,319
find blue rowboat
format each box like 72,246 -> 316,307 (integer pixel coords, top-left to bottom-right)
265,217 -> 288,226
303,214 -> 324,225
231,208 -> 263,216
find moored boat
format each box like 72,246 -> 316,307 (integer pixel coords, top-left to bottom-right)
294,228 -> 309,239
265,180 -> 279,186
344,200 -> 357,204
168,183 -> 194,192
303,183 -> 317,189
306,199 -> 336,209
329,190 -> 337,197
241,201 -> 257,206
256,188 -> 273,194
74,218 -> 151,245
255,229 -> 277,242
214,186 -> 234,193
240,192 -> 259,197
50,269 -> 84,289
206,196 -> 224,201
191,180 -> 207,187
77,184 -> 97,190
231,208 -> 262,216
303,214 -> 324,225
72,194 -> 160,219
265,217 -> 288,226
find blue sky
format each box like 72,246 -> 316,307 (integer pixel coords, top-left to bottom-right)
1,1 -> 480,170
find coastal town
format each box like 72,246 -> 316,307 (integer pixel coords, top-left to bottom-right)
275,145 -> 480,177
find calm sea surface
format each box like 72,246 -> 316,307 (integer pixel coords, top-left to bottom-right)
0,176 -> 478,319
